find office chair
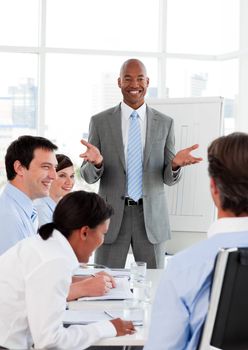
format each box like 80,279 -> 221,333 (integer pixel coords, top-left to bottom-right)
198,247 -> 248,350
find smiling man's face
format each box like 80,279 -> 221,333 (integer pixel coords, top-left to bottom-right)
20,148 -> 58,200
118,59 -> 149,110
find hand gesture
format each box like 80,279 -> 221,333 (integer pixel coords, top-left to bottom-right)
110,318 -> 136,336
80,139 -> 103,167
172,144 -> 203,170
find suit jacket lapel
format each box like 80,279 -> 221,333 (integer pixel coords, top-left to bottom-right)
106,104 -> 126,170
144,106 -> 158,169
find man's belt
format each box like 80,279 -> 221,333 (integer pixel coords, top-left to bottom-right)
125,197 -> 143,206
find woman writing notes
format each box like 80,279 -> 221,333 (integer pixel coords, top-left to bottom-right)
34,154 -> 115,301
0,190 -> 135,349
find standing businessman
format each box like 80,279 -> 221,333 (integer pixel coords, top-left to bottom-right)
80,59 -> 202,268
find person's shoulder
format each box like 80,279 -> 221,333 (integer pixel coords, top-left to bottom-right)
33,197 -> 49,209
168,236 -> 223,273
91,104 -> 121,121
0,187 -> 19,214
147,105 -> 173,123
33,197 -> 45,205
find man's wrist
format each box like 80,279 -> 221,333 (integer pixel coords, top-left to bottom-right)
171,160 -> 180,171
93,156 -> 103,168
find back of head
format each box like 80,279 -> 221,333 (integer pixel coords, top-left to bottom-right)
5,135 -> 58,180
208,132 -> 248,216
56,154 -> 73,172
39,190 -> 114,240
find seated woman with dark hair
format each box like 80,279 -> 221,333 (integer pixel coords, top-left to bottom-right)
34,153 -> 75,227
35,154 -> 115,301
0,190 -> 135,350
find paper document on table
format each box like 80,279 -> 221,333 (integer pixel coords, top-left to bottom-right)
74,267 -> 130,278
63,308 -> 143,326
78,277 -> 133,301
63,309 -> 109,325
104,309 -> 143,326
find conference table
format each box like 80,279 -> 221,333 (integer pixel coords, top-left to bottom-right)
68,269 -> 164,347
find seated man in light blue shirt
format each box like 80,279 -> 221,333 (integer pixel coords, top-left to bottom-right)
0,135 -> 58,255
144,132 -> 248,350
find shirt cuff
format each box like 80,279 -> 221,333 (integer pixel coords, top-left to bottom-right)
172,167 -> 181,175
92,320 -> 117,338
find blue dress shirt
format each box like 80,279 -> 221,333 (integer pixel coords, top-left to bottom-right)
34,196 -> 56,227
144,229 -> 248,350
0,183 -> 38,255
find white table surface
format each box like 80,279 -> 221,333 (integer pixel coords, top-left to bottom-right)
68,269 -> 164,346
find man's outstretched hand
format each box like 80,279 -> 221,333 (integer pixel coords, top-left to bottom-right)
80,139 -> 103,167
172,144 -> 203,170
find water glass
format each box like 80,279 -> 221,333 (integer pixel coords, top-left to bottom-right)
130,261 -> 147,288
133,280 -> 152,303
122,299 -> 144,326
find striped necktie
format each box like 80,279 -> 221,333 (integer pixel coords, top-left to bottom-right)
127,110 -> 143,202
31,207 -> 38,232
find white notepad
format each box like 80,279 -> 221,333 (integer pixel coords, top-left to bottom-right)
74,267 -> 130,278
78,277 -> 133,301
63,309 -> 143,326
63,309 -> 109,325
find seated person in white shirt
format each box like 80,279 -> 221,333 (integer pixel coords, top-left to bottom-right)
144,132 -> 248,350
0,190 -> 135,350
34,153 -> 116,301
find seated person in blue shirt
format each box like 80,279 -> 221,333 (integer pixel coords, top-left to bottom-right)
34,153 -> 116,300
0,135 -> 58,255
144,132 -> 248,350
35,153 -> 75,227
0,190 -> 135,350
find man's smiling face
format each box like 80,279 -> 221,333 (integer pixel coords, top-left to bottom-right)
118,59 -> 149,110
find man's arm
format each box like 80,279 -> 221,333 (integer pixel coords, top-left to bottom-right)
0,209 -> 27,254
80,118 -> 104,184
67,272 -> 116,301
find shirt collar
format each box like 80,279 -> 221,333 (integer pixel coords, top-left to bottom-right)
5,182 -> 34,219
207,217 -> 248,238
44,196 -> 57,211
121,101 -> 146,122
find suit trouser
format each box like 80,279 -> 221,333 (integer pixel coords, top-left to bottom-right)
94,204 -> 165,269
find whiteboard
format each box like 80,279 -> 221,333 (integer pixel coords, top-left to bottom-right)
147,97 -> 224,232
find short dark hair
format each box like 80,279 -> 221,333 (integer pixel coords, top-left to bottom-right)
56,154 -> 73,172
39,190 -> 114,240
208,132 -> 248,216
5,135 -> 58,180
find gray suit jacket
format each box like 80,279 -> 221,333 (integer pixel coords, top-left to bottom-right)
80,104 -> 181,244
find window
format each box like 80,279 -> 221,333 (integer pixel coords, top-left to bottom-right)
0,53 -> 38,185
0,0 -> 244,188
166,58 -> 238,99
0,0 -> 39,46
46,0 -> 160,52
167,0 -> 239,54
